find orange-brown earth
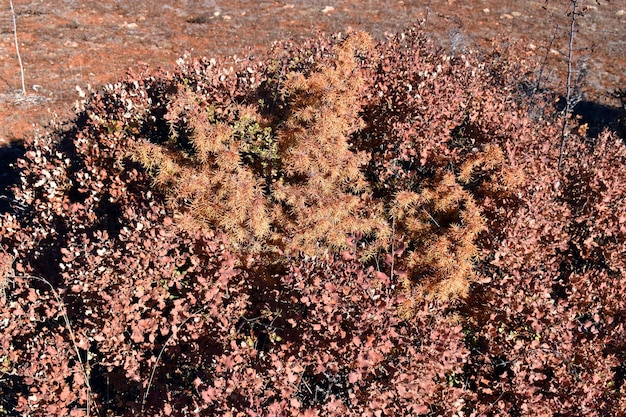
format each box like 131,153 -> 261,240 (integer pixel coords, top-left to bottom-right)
0,0 -> 624,145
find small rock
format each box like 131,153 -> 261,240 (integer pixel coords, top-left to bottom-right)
321,6 -> 334,14
616,9 -> 626,16
483,8 -> 490,13
501,14 -> 514,19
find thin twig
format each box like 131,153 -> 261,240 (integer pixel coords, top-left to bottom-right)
141,305 -> 208,413
9,0 -> 26,95
5,271 -> 98,416
475,391 -> 506,417
530,22 -> 559,105
422,207 -> 441,228
390,216 -> 395,282
423,0 -> 432,29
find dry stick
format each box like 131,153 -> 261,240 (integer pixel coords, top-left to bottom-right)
422,207 -> 441,228
141,305 -> 208,413
531,23 -> 560,105
9,0 -> 26,95
423,0 -> 432,29
7,273 -> 98,416
558,0 -> 579,171
389,216 -> 395,282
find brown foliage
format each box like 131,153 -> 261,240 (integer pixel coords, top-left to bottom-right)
0,26 -> 624,416
131,33 -> 389,259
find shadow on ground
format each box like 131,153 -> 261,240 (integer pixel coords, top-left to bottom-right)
0,141 -> 25,215
573,100 -> 626,140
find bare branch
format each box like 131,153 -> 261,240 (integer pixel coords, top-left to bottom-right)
9,0 -> 26,95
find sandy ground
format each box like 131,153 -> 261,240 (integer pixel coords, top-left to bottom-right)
0,0 -> 624,145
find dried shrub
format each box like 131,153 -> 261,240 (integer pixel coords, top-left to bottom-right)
131,32 -> 388,257
128,30 -> 527,304
0,26 -> 624,416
